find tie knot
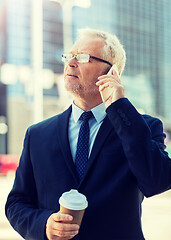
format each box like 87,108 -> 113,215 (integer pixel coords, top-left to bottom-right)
80,111 -> 93,122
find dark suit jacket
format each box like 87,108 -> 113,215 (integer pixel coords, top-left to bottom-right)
5,98 -> 171,240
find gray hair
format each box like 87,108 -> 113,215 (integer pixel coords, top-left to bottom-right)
77,28 -> 126,76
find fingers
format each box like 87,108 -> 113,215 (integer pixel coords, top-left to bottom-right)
96,72 -> 125,107
46,212 -> 80,240
98,81 -> 118,92
96,74 -> 121,86
52,212 -> 73,222
49,228 -> 79,239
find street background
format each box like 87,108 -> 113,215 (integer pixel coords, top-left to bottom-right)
1,175 -> 171,240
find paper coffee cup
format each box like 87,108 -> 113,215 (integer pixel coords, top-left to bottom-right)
59,189 -> 88,225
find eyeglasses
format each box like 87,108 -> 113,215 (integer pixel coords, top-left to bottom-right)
62,53 -> 112,67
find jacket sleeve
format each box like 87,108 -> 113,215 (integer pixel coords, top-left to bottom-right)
106,98 -> 171,197
5,128 -> 54,240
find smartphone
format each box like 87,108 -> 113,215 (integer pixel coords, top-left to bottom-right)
100,64 -> 120,102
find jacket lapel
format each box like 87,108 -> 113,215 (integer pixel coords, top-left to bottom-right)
57,106 -> 79,184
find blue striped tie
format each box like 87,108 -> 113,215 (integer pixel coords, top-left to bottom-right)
75,111 -> 93,181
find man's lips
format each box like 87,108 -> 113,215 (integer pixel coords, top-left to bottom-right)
67,74 -> 79,78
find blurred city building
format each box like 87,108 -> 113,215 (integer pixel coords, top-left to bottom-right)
0,0 -> 171,155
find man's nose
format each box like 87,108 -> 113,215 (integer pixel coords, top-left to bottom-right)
68,57 -> 78,68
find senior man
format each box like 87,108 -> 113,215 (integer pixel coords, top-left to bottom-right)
6,28 -> 171,240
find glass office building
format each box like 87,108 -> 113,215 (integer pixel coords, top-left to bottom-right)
0,0 -> 63,96
0,0 -> 171,153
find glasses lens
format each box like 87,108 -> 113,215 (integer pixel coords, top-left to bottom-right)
62,53 -> 90,63
76,54 -> 89,63
62,54 -> 73,63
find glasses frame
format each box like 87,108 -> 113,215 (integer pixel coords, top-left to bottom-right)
62,53 -> 112,67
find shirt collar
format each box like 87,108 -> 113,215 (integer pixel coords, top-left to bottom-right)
72,102 -> 106,124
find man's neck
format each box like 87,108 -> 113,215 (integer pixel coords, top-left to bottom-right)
74,96 -> 103,111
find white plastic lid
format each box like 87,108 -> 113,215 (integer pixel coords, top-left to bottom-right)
59,189 -> 88,210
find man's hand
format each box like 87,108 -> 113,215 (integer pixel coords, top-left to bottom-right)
46,212 -> 80,240
96,69 -> 125,108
